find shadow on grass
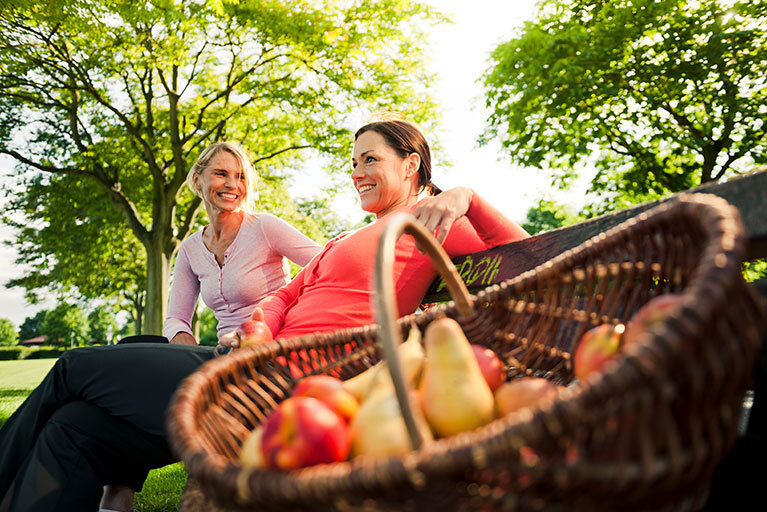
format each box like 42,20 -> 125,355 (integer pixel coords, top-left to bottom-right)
0,389 -> 34,399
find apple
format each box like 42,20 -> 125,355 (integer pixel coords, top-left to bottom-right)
291,375 -> 359,423
470,344 -> 506,391
623,294 -> 682,347
494,377 -> 561,418
239,308 -> 273,348
239,426 -> 265,469
261,396 -> 351,470
572,323 -> 625,381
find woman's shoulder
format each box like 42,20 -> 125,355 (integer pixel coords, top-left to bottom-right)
247,211 -> 301,234
173,229 -> 205,265
178,228 -> 204,250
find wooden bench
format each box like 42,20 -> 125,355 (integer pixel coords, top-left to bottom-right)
179,168 -> 767,511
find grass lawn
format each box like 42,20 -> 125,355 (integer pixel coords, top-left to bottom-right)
0,358 -> 186,511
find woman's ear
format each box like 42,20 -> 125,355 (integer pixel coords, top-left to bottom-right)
191,171 -> 202,193
404,152 -> 421,180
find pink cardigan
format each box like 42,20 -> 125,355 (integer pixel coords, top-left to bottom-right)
163,213 -> 321,341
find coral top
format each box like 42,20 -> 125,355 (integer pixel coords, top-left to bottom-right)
261,194 -> 529,340
163,213 -> 321,341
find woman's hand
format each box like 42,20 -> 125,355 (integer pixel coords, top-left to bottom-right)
218,307 -> 272,351
412,187 -> 473,244
170,332 -> 198,345
218,329 -> 241,350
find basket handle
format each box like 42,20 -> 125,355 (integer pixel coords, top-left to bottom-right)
374,212 -> 474,450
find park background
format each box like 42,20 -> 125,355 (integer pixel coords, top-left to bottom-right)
1,0 -> 764,348
0,0 -> 559,344
0,0 -> 763,347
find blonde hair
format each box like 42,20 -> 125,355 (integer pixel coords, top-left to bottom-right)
186,141 -> 257,212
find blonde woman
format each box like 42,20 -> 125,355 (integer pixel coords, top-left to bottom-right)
0,141 -> 320,512
163,141 -> 320,345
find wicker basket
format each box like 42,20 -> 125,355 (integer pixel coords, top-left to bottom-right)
167,193 -> 765,511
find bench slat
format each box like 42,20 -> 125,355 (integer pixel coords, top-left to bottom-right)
424,169 -> 767,303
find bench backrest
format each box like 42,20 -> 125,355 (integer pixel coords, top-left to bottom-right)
424,168 -> 767,303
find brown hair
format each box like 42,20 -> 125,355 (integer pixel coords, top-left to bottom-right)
354,119 -> 442,196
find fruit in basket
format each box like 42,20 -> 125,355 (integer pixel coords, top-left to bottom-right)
342,326 -> 424,401
291,375 -> 358,423
494,377 -> 562,418
419,317 -> 495,437
239,426 -> 265,469
238,308 -> 273,348
572,323 -> 625,381
350,386 -> 433,457
623,294 -> 682,347
260,396 -> 350,469
471,344 -> 505,391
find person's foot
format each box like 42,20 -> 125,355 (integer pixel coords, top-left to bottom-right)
100,484 -> 135,512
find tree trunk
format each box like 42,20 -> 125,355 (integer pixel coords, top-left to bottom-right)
144,240 -> 172,335
133,298 -> 144,336
701,144 -> 718,184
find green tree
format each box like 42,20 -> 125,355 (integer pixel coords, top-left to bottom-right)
40,303 -> 89,348
296,196 -> 374,239
482,0 -> 767,211
0,319 -> 18,345
88,306 -> 118,345
197,307 -> 218,346
0,0 -> 443,334
17,310 -> 47,342
5,175 -> 148,331
522,199 -> 584,235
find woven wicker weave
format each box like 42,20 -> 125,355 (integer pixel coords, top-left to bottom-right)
167,193 -> 765,511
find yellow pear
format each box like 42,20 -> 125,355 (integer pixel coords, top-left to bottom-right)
343,326 -> 424,401
350,384 -> 433,457
239,426 -> 265,469
419,317 -> 495,437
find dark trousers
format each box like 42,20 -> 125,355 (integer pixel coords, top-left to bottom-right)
0,343 -> 216,512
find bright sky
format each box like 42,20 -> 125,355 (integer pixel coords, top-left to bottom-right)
0,0 -> 589,327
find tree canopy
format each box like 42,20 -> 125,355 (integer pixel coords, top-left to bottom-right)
1,0 -> 443,333
0,319 -> 18,346
482,0 -> 767,211
4,173 -> 148,329
17,310 -> 46,342
40,303 -> 89,347
87,305 -> 118,344
522,199 -> 583,235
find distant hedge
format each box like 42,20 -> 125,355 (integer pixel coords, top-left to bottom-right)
0,346 -> 68,360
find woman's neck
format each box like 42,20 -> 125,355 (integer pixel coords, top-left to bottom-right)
205,209 -> 245,240
374,192 -> 420,220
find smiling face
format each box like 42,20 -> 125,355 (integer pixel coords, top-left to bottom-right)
193,150 -> 247,213
351,130 -> 420,218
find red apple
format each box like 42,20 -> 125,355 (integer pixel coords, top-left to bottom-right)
470,345 -> 506,391
572,323 -> 625,381
623,294 -> 682,347
291,375 -> 359,423
494,377 -> 561,418
239,308 -> 273,348
261,396 -> 350,470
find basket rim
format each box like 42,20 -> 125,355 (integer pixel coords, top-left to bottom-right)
167,192 -> 755,507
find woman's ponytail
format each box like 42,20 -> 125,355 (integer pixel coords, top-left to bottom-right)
426,182 -> 442,196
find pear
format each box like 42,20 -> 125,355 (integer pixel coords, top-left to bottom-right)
419,317 -> 495,437
350,384 -> 433,457
343,326 -> 424,401
239,426 -> 265,469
